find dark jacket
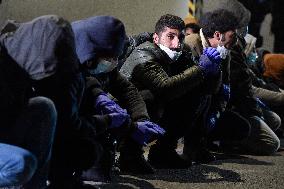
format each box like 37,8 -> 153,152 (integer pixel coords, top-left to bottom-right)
0,15 -> 107,139
82,67 -> 150,124
0,45 -> 31,129
184,33 -> 262,118
118,32 -> 153,70
71,17 -> 150,126
184,33 -> 228,113
229,39 -> 263,118
0,15 -> 120,179
184,33 -> 227,88
121,41 -> 204,98
0,15 -> 78,81
120,40 -> 207,123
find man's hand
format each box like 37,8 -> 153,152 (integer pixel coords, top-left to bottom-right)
203,47 -> 222,64
95,93 -> 128,115
198,52 -> 220,77
131,121 -> 165,146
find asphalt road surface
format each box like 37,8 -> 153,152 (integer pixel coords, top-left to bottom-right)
87,138 -> 284,189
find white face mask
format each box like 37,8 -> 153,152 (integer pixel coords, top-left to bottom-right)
216,35 -> 230,59
158,44 -> 182,61
89,58 -> 117,75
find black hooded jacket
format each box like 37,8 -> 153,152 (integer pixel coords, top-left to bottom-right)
0,15 -> 109,140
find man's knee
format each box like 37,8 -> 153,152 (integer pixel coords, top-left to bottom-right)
263,110 -> 281,131
29,96 -> 57,116
262,137 -> 280,155
246,116 -> 280,155
0,144 -> 37,186
14,149 -> 38,184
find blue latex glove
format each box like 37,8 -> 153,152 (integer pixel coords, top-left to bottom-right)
256,98 -> 270,110
207,113 -> 217,131
131,121 -> 166,146
198,54 -> 220,77
203,47 -> 222,65
95,93 -> 127,115
95,93 -> 131,128
223,84 -> 230,102
207,111 -> 220,132
108,112 -> 130,129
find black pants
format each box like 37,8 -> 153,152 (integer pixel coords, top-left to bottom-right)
208,110 -> 251,142
157,96 -> 210,151
49,137 -> 101,183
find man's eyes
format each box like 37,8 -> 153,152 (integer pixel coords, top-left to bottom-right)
166,34 -> 184,40
167,35 -> 175,40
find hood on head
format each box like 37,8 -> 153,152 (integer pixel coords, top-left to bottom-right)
72,15 -> 126,64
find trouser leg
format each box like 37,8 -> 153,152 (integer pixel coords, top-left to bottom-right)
237,116 -> 280,155
208,110 -> 251,141
18,97 -> 57,189
262,109 -> 281,131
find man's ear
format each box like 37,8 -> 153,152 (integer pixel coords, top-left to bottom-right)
153,33 -> 159,44
214,31 -> 221,41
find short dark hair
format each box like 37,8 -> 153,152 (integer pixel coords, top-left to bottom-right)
155,14 -> 185,34
185,23 -> 201,34
199,9 -> 239,38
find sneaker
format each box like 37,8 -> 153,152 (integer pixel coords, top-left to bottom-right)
148,145 -> 192,169
189,148 -> 216,164
81,165 -> 120,183
48,178 -> 100,189
118,153 -> 155,174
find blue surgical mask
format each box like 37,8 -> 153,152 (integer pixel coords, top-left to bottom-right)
158,44 -> 182,61
246,52 -> 258,65
89,58 -> 117,75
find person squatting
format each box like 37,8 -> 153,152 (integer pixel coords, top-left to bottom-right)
0,4 -> 282,189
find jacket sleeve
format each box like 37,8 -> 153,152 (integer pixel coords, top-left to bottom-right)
229,44 -> 263,117
66,74 -> 111,137
230,44 -> 254,98
131,49 -> 205,103
108,69 -> 150,122
183,38 -> 223,95
34,72 -> 109,139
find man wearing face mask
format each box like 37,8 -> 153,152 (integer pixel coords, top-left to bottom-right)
184,9 -> 252,156
72,16 -> 165,175
185,9 -> 280,155
238,34 -> 284,138
120,14 -> 222,167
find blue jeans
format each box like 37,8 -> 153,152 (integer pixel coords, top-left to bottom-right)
0,143 -> 37,187
0,97 -> 57,188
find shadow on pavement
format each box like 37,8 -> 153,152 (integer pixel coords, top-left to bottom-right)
212,153 -> 276,165
95,152 -> 283,188
136,164 -> 243,183
99,175 -> 156,189
97,164 -> 243,188
90,139 -> 284,188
